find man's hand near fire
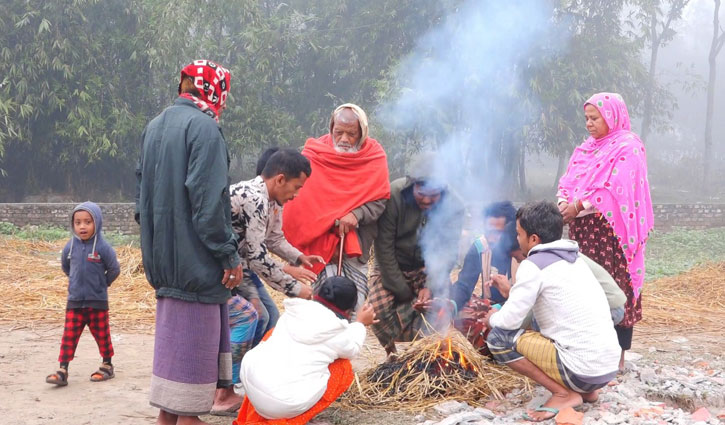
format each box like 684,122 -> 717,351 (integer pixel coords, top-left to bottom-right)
283,264 -> 317,285
356,303 -> 379,326
485,274 -> 512,299
412,287 -> 432,312
297,254 -> 324,268
482,305 -> 500,328
337,212 -> 359,235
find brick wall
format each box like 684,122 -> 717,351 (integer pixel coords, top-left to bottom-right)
0,203 -> 137,234
651,204 -> 725,231
0,203 -> 724,235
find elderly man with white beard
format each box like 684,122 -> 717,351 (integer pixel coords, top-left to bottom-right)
282,104 -> 390,312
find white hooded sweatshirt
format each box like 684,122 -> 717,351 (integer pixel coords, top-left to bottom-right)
241,298 -> 366,419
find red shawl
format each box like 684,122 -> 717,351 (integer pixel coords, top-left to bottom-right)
283,134 -> 390,273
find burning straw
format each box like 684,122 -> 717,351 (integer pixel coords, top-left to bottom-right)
340,328 -> 531,411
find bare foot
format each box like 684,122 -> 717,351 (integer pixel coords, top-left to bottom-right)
177,416 -> 211,425
582,389 -> 600,403
156,410 -> 177,425
211,387 -> 244,413
618,350 -> 625,371
526,390 -> 583,421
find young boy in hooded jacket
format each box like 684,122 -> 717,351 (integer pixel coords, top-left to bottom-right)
46,201 -> 120,386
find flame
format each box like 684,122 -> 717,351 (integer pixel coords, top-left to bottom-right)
436,336 -> 478,373
458,349 -> 468,369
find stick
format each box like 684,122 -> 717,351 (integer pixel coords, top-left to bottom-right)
337,230 -> 345,276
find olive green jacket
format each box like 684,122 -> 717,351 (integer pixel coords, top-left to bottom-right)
374,177 -> 464,302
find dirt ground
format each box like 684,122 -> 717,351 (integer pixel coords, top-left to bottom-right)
1,322 -> 723,425
0,323 -> 414,425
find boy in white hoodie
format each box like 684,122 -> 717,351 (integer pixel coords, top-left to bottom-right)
484,201 -> 620,422
236,276 -> 376,424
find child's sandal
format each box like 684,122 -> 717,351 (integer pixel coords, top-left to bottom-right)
90,363 -> 114,382
46,368 -> 68,386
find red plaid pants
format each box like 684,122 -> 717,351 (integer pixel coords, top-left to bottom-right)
58,308 -> 114,363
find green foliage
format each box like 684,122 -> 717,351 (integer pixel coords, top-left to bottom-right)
0,0 -> 682,200
104,231 -> 140,247
2,224 -> 68,242
645,227 -> 725,280
0,221 -> 17,235
0,221 -> 138,246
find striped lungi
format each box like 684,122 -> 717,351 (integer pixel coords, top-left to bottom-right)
150,297 -> 232,416
367,266 -> 427,350
487,328 -> 616,393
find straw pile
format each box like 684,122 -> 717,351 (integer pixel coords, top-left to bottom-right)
641,262 -> 725,334
340,329 -> 531,411
0,237 -> 155,331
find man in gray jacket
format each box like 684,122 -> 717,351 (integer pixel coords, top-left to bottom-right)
136,59 -> 242,425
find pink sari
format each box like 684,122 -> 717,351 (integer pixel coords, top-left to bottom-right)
558,93 -> 654,297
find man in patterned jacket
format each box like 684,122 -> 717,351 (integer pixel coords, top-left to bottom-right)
229,148 -> 322,309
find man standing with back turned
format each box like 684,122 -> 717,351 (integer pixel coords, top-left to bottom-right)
136,59 -> 242,425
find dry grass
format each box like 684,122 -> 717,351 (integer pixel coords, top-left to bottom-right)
339,328 -> 531,411
0,238 -> 155,331
639,262 -> 725,335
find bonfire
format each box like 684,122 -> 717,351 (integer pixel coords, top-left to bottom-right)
342,327 -> 531,410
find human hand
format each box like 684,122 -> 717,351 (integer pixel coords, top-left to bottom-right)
483,305 -> 500,328
486,274 -> 512,299
558,201 -> 568,214
561,202 -> 578,224
337,212 -> 359,235
222,264 -> 243,289
284,264 -> 317,285
356,303 -> 379,326
412,287 -> 432,312
296,282 -> 314,300
298,254 -> 324,268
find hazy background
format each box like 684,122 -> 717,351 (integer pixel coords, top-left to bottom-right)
1,0 -> 724,203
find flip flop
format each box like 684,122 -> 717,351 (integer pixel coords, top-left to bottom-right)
522,406 -> 559,422
209,401 -> 243,417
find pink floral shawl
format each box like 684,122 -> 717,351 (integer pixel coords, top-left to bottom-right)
557,92 -> 654,298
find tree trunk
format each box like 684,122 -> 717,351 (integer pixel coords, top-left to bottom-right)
704,0 -> 722,193
552,152 -> 569,193
518,142 -> 527,198
641,12 -> 660,144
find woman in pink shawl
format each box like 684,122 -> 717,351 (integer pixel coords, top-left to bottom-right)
557,93 -> 654,369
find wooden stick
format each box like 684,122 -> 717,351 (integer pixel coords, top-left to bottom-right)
337,231 -> 345,276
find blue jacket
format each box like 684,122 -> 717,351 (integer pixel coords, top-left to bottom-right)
61,202 -> 120,310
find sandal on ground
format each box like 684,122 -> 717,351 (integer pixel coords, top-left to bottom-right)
46,368 -> 68,386
522,406 -> 559,422
210,401 -> 243,417
90,363 -> 114,382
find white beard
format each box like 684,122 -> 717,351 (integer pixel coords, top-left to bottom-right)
333,143 -> 360,153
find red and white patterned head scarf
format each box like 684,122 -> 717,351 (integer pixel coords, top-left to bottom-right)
178,59 -> 231,122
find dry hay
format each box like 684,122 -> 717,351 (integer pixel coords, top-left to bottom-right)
0,237 -> 156,332
640,262 -> 725,335
340,329 -> 531,411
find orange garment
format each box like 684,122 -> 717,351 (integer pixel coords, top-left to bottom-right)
233,358 -> 354,425
282,134 -> 390,274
